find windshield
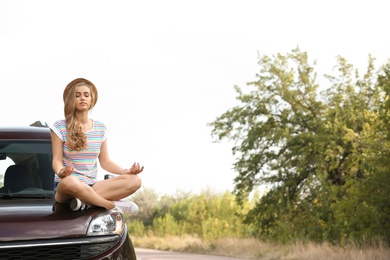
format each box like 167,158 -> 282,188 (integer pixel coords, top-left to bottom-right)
0,141 -> 54,198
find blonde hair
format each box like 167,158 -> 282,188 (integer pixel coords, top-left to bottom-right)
63,80 -> 97,151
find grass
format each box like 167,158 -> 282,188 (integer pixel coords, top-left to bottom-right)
132,235 -> 390,260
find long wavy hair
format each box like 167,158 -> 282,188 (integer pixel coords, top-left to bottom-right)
63,80 -> 97,151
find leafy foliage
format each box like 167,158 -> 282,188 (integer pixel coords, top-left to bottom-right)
209,48 -> 390,244
128,189 -> 254,241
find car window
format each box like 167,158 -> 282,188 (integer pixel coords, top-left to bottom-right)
0,141 -> 54,196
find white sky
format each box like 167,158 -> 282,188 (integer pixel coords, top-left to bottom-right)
1,0 -> 389,195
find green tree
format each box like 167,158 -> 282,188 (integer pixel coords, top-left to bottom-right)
152,213 -> 181,236
209,48 -> 390,243
163,190 -> 253,239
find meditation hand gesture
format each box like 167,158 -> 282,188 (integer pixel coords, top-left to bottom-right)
122,163 -> 144,175
58,164 -> 75,178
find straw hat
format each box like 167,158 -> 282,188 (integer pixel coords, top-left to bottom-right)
63,78 -> 98,108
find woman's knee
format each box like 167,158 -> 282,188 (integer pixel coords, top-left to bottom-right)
121,174 -> 142,190
59,176 -> 83,193
132,175 -> 142,190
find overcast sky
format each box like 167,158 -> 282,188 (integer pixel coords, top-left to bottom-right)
1,0 -> 389,195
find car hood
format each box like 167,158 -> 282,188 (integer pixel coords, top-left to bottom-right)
0,199 -> 104,241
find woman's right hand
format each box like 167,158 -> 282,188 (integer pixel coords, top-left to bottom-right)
58,165 -> 74,178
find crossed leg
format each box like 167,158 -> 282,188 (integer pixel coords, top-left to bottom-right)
54,174 -> 142,210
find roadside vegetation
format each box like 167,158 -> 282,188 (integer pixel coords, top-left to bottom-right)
127,188 -> 390,259
127,48 -> 390,259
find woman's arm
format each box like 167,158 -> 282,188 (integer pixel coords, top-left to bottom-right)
51,130 -> 73,177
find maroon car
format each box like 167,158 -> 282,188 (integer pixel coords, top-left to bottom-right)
0,126 -> 137,259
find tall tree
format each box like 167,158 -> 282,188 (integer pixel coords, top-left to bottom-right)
209,48 -> 389,243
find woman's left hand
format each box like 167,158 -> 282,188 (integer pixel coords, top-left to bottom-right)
123,162 -> 144,175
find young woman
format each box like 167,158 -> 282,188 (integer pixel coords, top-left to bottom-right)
50,78 -> 143,213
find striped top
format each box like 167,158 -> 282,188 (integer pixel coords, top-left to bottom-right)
51,119 -> 107,185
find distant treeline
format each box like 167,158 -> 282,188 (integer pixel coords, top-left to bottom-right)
128,188 -> 255,240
